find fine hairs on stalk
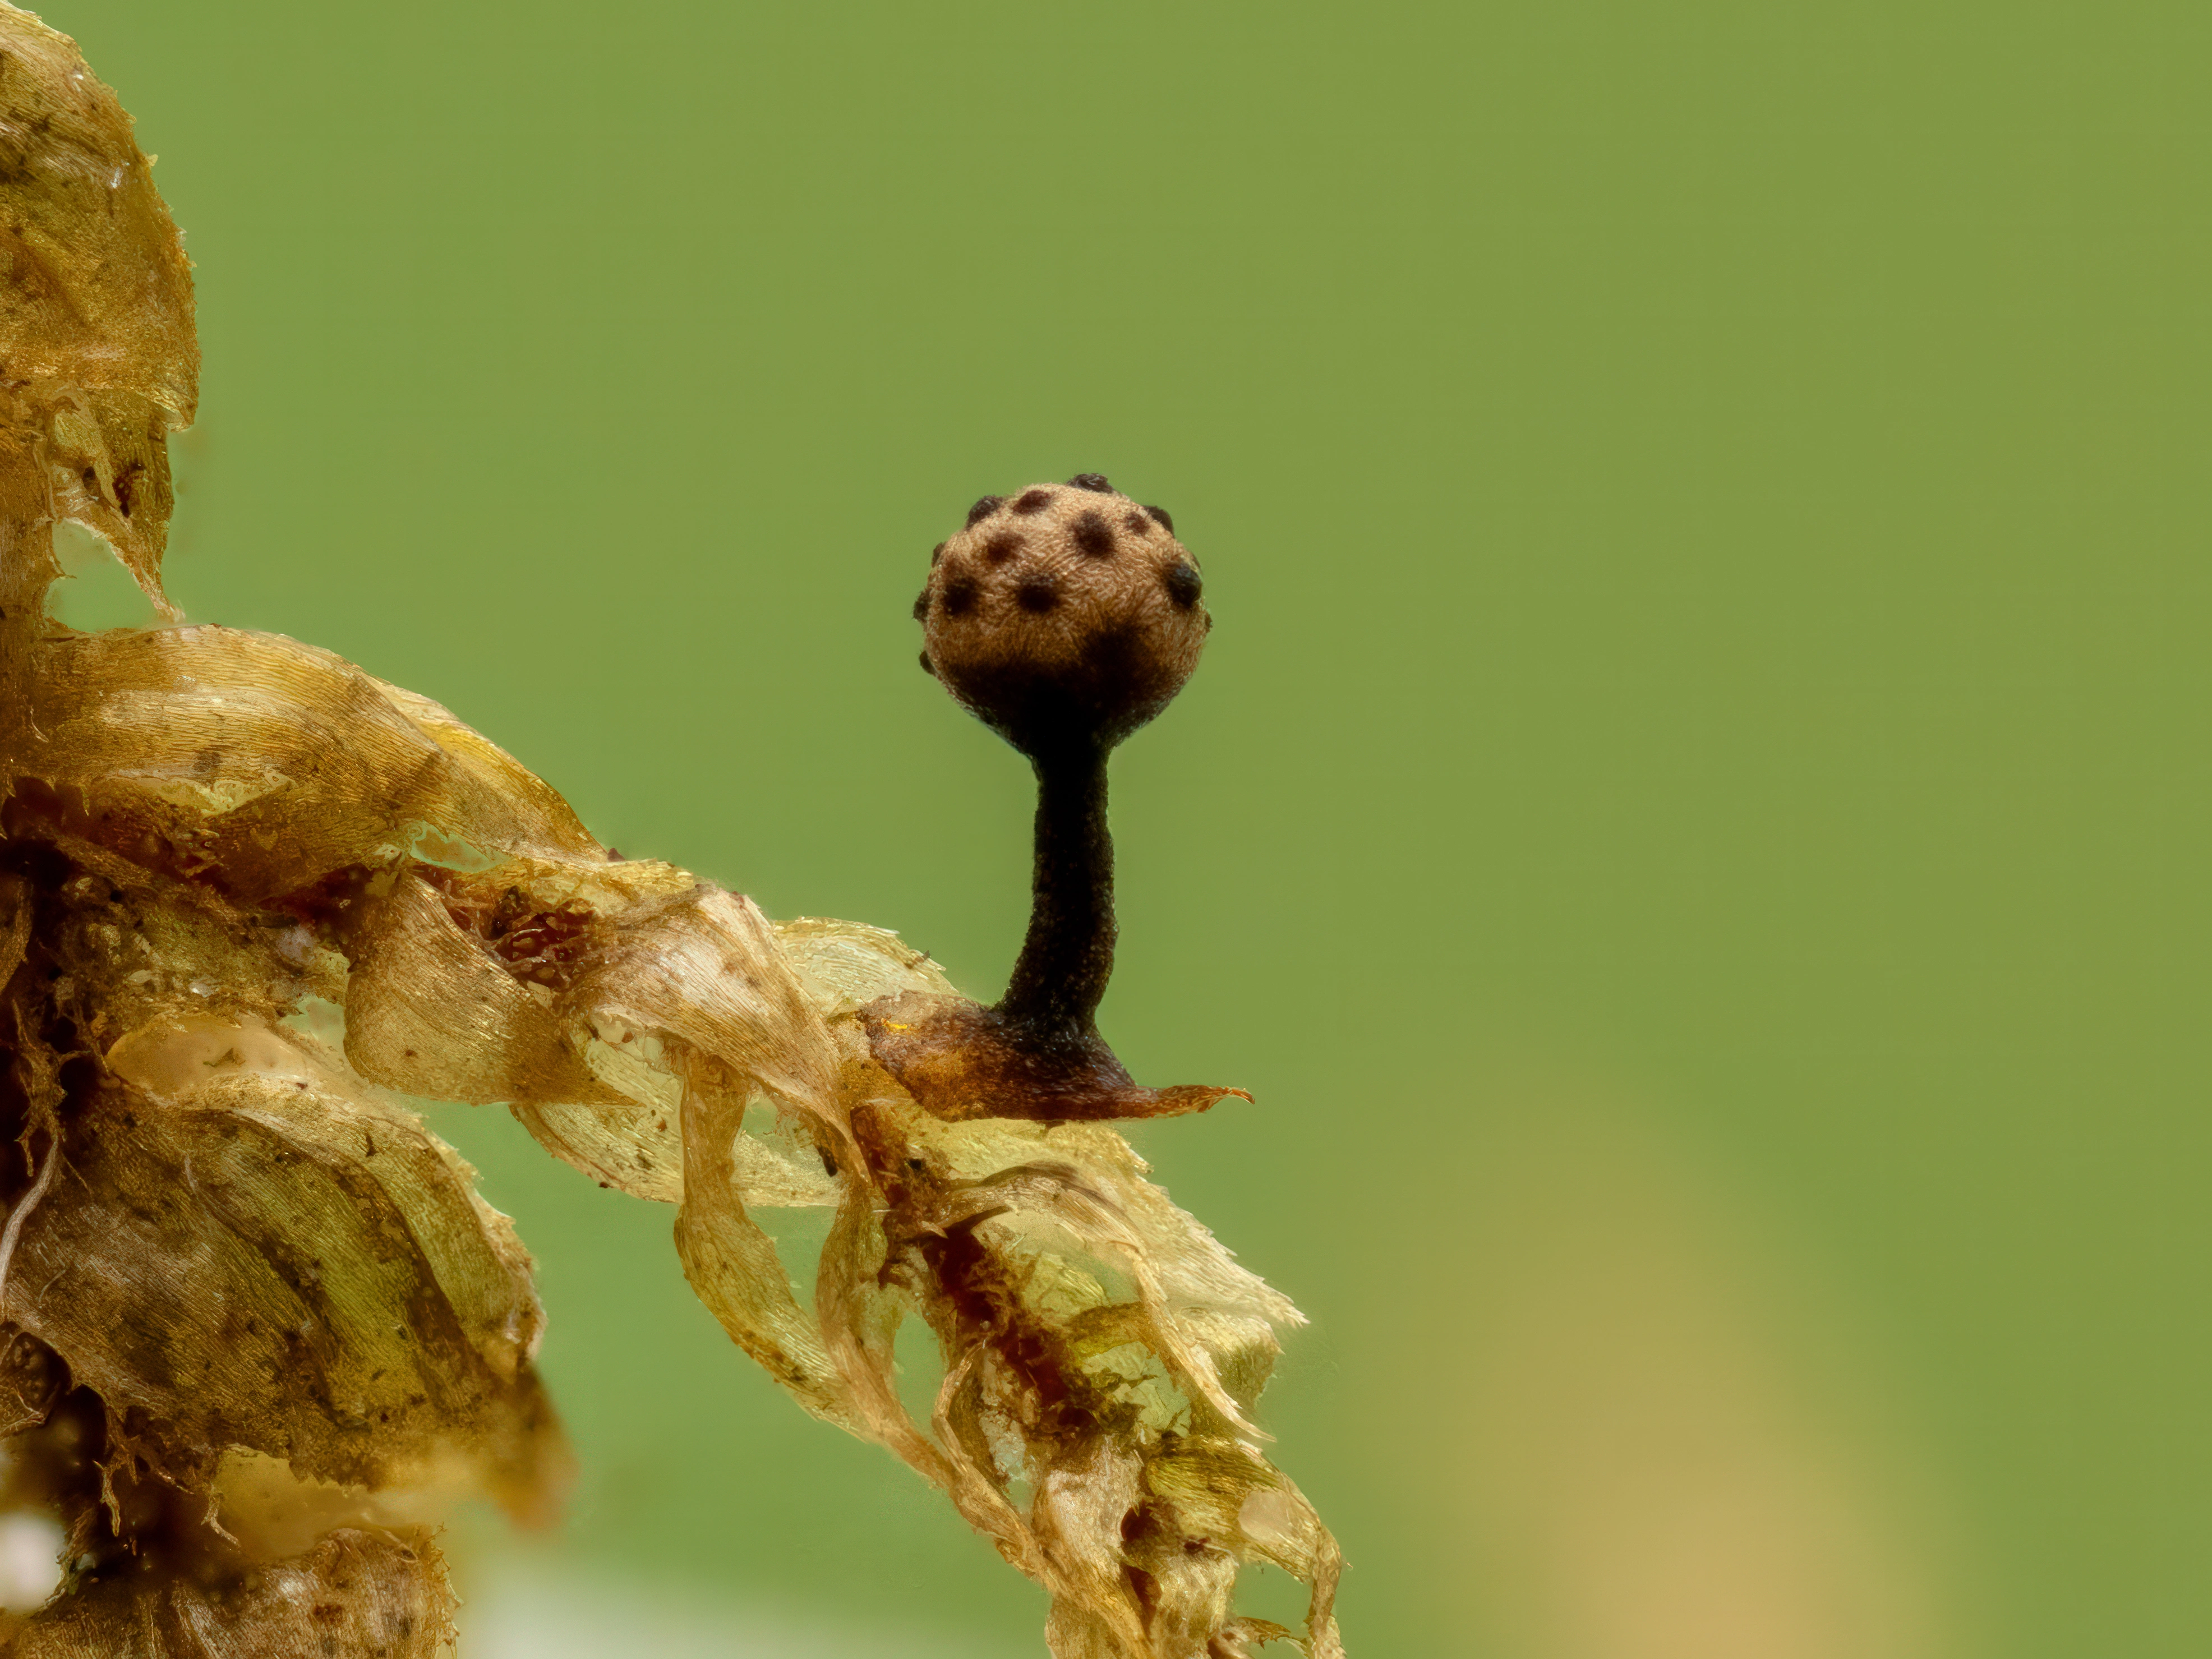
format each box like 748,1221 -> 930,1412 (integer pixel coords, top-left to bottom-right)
0,9 -> 1343,1657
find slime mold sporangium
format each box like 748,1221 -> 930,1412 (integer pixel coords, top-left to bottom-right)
870,474 -> 1247,1123
0,9 -> 1344,1655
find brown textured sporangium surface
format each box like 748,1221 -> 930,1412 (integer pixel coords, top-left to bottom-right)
0,6 -> 1344,1655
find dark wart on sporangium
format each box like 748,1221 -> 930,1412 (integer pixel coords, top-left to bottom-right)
865,473 -> 1248,1122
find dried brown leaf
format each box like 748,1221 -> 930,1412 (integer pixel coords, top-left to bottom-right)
0,3 -> 194,615
4,1527 -> 455,1658
343,868 -> 605,1106
10,1024 -> 566,1521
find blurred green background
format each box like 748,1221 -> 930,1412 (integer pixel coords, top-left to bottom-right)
49,1 -> 2211,1653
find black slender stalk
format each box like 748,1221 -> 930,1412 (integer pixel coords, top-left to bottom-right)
997,738 -> 1114,1038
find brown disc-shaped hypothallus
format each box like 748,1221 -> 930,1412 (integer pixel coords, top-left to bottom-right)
867,474 -> 1247,1122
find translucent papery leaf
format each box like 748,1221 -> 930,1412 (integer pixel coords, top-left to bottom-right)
922,1158 -> 1265,1443
1144,1444 -> 1345,1659
368,679 -> 601,859
567,885 -> 845,1123
0,3 -> 196,616
730,1117 -> 841,1206
42,383 -> 183,616
1108,1543 -> 1241,1659
1032,1442 -> 1154,1659
772,916 -> 956,1016
552,886 -> 858,1426
513,917 -> 932,1204
510,1099 -> 685,1203
21,827 -> 343,1059
8,1018 -> 566,1520
343,868 -> 610,1106
818,1044 -> 1345,1656
0,12 -> 195,415
819,1164 -> 962,1490
671,1075 -> 857,1428
17,627 -> 601,901
114,1017 -> 547,1389
4,1526 -> 456,1658
883,1103 -> 1301,1439
1045,1436 -> 1348,1659
917,1118 -> 1299,1330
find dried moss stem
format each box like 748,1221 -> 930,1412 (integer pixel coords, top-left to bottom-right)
0,518 -> 56,767
0,1119 -> 58,1316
